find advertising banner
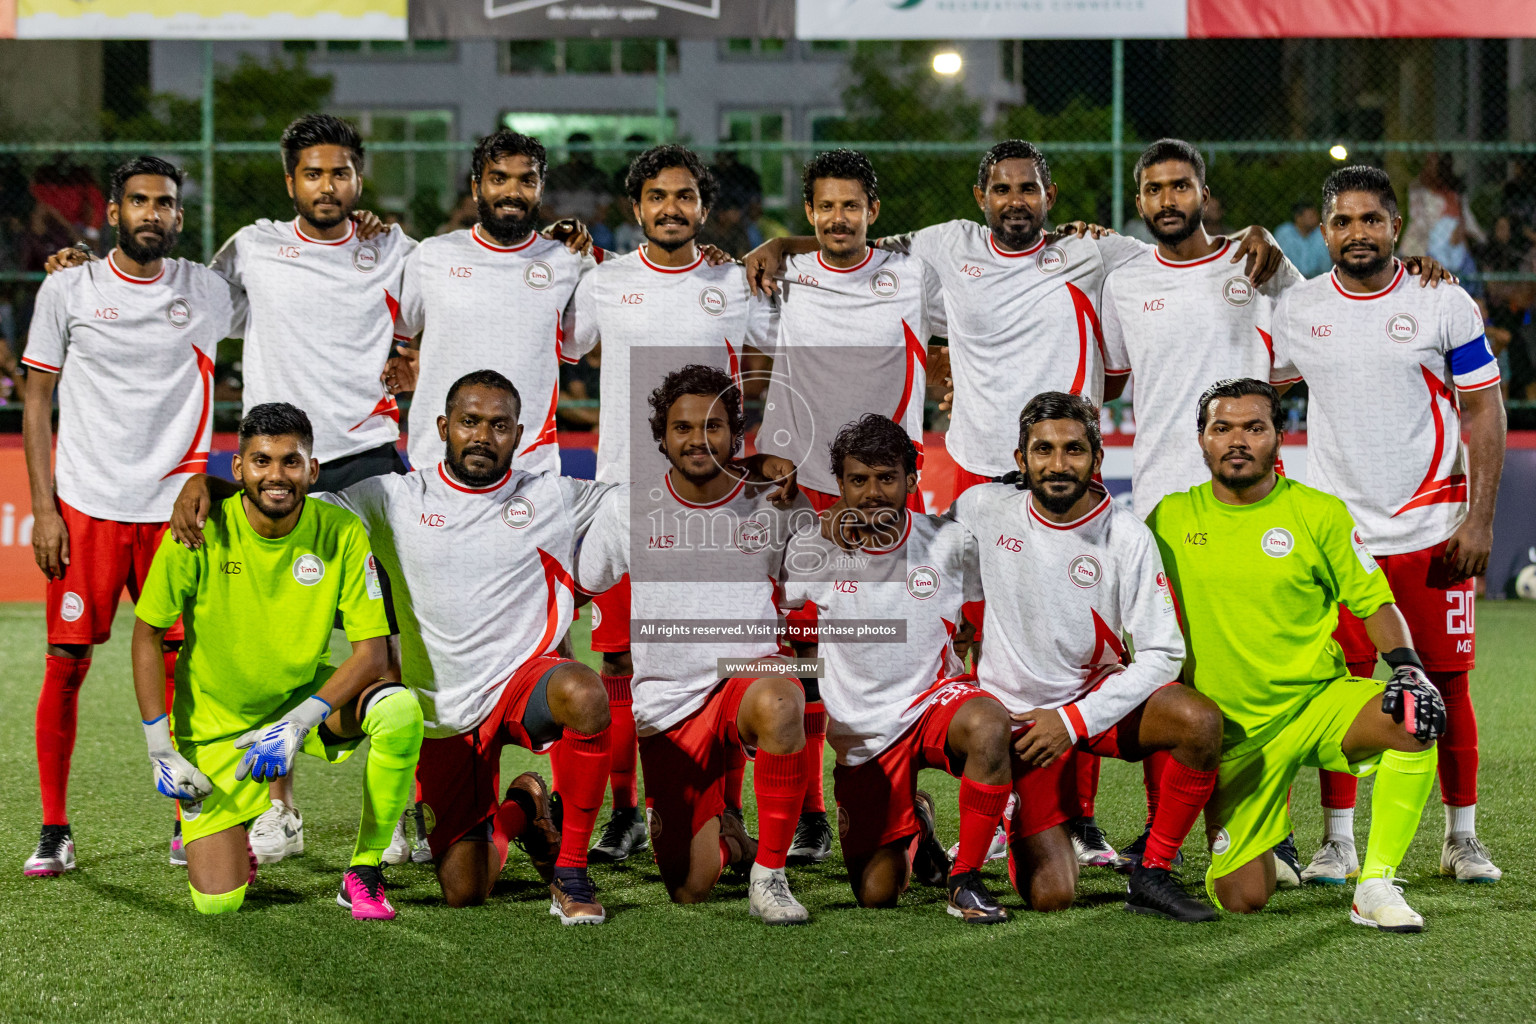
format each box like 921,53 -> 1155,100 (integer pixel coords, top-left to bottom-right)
411,0 -> 794,39
12,0 -> 406,39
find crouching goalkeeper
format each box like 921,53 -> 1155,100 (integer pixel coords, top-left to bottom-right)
131,403 -> 423,919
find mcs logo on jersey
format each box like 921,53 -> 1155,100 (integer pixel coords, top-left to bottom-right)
1261,527 -> 1294,558
1068,554 -> 1102,589
1386,313 -> 1419,343
166,298 -> 192,329
292,553 -> 326,586
502,496 -> 535,529
353,243 -> 380,274
870,269 -> 901,298
524,262 -> 554,290
906,565 -> 939,600
698,286 -> 727,316
1222,277 -> 1254,306
1036,245 -> 1067,274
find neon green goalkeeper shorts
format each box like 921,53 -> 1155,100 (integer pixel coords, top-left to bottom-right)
175,665 -> 361,844
1204,675 -> 1386,903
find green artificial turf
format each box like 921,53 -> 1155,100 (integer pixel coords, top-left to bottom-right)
0,601 -> 1532,1023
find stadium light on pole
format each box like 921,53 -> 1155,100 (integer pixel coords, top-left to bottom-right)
1330,144 -> 1349,161
933,50 -> 963,76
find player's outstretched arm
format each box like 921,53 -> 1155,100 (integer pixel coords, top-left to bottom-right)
170,473 -> 240,550
1360,604 -> 1446,744
1401,254 -> 1455,288
22,368 -> 69,579
736,453 -> 799,506
1444,384 -> 1507,582
381,342 -> 419,397
133,617 -> 213,806
542,217 -> 594,256
43,243 -> 95,274
1009,707 -> 1073,768
1227,226 -> 1283,287
742,236 -> 819,298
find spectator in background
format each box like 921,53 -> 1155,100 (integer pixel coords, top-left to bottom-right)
1201,194 -> 1227,237
435,191 -> 477,236
548,133 -> 616,251
1273,200 -> 1331,278
556,351 -> 600,432
1478,217 -> 1536,400
29,160 -> 106,251
611,134 -> 652,253
1502,158 -> 1536,246
1405,153 -> 1484,275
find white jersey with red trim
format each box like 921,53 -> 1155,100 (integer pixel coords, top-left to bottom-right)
755,247 -> 944,497
22,254 -> 240,522
395,227 -> 598,476
889,222 -> 1147,477
575,475 -> 814,735
567,248 -> 776,484
211,218 -> 416,463
1272,261 -> 1500,555
318,464 -> 610,737
781,512 -> 982,766
946,483 -> 1183,741
1100,241 -> 1302,517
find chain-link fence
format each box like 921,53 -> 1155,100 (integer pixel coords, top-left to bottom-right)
4,36 -> 1536,425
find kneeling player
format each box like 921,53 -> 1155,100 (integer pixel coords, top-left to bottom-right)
949,392 -> 1223,923
578,365 -> 815,923
1148,380 -> 1443,931
782,414 -> 1012,923
134,404 -> 423,918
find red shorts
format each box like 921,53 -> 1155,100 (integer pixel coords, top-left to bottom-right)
47,499 -> 182,645
1333,539 -> 1474,672
801,486 -> 926,515
416,654 -> 570,860
587,574 -> 631,653
833,680 -> 995,863
1007,705 -> 1152,840
639,675 -> 800,870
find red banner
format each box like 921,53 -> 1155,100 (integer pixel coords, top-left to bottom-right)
1189,0 -> 1536,38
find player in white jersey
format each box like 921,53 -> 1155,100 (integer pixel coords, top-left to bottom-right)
392,130 -> 601,478
577,365 -> 816,924
171,369 -> 615,924
20,157 -> 242,878
947,393 -> 1225,923
780,414 -> 1013,924
1271,166 -> 1507,884
566,146 -> 777,863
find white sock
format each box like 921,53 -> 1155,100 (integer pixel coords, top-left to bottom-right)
1323,807 -> 1355,844
1445,803 -> 1476,837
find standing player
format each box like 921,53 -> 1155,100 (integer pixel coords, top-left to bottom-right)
1148,380 -> 1444,931
172,371 -> 616,922
134,403 -> 423,919
948,393 -> 1224,923
577,365 -> 814,924
753,149 -> 945,863
20,156 -> 240,876
567,146 -> 777,863
746,140 -> 1283,866
1272,167 -> 1506,885
781,414 -> 1013,924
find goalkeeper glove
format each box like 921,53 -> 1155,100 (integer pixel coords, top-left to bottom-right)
234,695 -> 331,782
143,714 -> 213,811
1380,648 -> 1446,744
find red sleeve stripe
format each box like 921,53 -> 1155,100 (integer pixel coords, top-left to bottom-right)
1104,367 -> 1132,377
1270,374 -> 1303,385
1456,375 -> 1502,392
21,356 -> 61,373
1061,702 -> 1087,739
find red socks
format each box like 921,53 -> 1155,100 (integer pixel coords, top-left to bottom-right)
1432,670 -> 1477,807
602,675 -> 638,810
1142,749 -> 1171,828
1319,769 -> 1359,809
724,744 -> 746,812
752,749 -> 807,870
36,655 -> 91,826
551,726 -> 612,870
951,777 -> 1011,876
1142,756 -> 1217,871
1074,750 -> 1101,818
801,702 -> 827,814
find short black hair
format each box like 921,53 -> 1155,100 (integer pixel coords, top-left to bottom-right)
445,368 -> 521,416
977,140 -> 1051,191
1133,138 -> 1206,189
239,402 -> 314,453
472,129 -> 547,185
648,364 -> 744,457
1291,199 -> 1317,218
1196,378 -> 1285,434
109,156 -> 184,206
829,414 -> 917,479
1322,165 -> 1398,219
1017,391 -> 1102,457
281,114 -> 365,177
802,148 -> 878,206
625,145 -> 718,211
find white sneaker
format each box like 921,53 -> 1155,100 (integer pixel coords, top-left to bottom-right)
1350,877 -> 1424,933
1301,838 -> 1358,885
410,803 -> 434,864
23,826 -> 76,877
381,813 -> 411,866
748,864 -> 809,925
249,800 -> 304,864
1441,833 -> 1502,882
946,826 -> 1008,865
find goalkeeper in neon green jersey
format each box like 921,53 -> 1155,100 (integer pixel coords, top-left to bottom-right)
131,403 -> 423,920
1147,379 -> 1444,933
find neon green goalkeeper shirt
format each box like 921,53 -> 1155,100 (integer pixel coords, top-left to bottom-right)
1146,476 -> 1396,755
136,493 -> 389,744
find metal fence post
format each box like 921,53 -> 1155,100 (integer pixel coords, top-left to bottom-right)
1111,38 -> 1125,232
655,39 -> 668,142
201,41 -> 215,263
